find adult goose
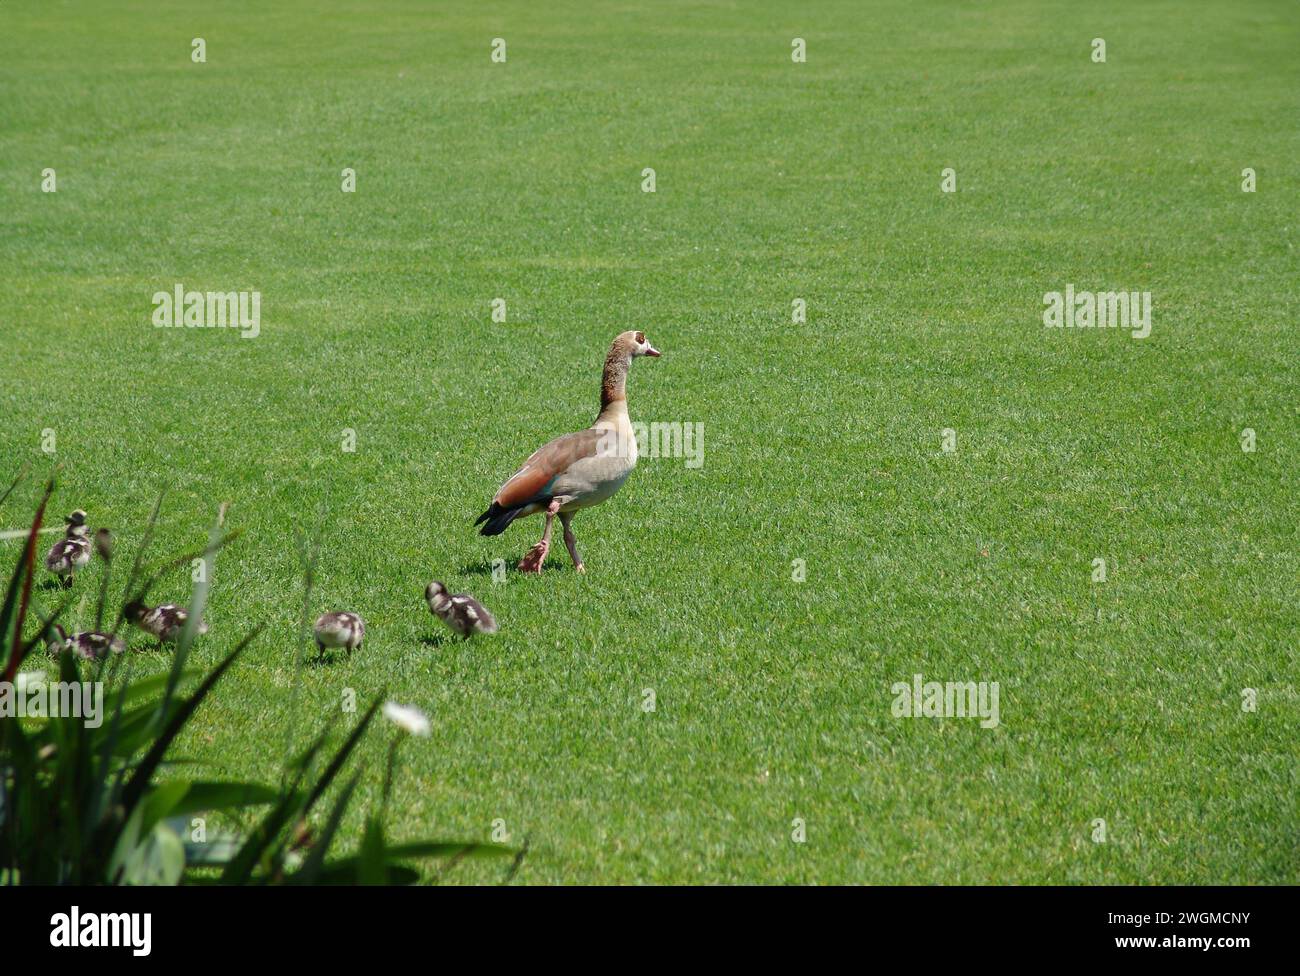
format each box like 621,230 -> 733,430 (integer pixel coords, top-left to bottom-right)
475,330 -> 660,573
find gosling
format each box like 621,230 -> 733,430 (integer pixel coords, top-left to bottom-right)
313,611 -> 365,659
44,510 -> 92,588
48,624 -> 126,660
125,600 -> 208,645
425,582 -> 498,638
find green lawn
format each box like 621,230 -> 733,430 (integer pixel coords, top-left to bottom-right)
1,0 -> 1296,883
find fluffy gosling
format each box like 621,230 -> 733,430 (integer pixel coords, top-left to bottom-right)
313,611 -> 365,658
425,582 -> 498,638
48,624 -> 126,660
124,600 -> 208,645
44,510 -> 92,588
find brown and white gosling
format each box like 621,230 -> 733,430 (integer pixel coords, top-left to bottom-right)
47,624 -> 126,660
424,582 -> 498,638
44,510 -> 93,588
313,612 -> 365,658
124,600 -> 209,645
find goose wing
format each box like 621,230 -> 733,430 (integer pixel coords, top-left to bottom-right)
490,429 -> 605,510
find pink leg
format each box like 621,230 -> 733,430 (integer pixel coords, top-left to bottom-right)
560,512 -> 584,572
518,500 -> 561,573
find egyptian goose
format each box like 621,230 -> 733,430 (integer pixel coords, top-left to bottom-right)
313,611 -> 365,658
425,581 -> 498,637
475,330 -> 660,572
124,600 -> 208,645
44,510 -> 92,588
48,624 -> 126,660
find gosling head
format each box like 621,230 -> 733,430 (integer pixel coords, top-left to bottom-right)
47,624 -> 70,653
425,581 -> 451,614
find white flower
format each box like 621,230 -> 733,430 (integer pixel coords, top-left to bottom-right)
382,701 -> 430,737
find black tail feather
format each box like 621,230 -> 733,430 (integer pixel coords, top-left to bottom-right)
476,502 -> 527,537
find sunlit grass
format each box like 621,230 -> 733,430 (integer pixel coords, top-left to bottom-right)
1,0 -> 1296,883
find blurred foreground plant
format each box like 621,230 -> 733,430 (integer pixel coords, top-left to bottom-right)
0,472 -> 516,884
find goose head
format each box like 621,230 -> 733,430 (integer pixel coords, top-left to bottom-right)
619,330 -> 660,359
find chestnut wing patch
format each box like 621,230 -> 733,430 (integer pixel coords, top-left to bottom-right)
494,429 -> 604,509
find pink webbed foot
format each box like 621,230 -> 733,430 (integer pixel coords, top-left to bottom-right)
518,540 -> 549,573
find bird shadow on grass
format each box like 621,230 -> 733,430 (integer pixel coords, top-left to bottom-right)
458,560 -> 566,577
418,633 -> 453,648
303,651 -> 350,669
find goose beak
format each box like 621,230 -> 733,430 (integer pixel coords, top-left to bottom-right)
645,345 -> 661,358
